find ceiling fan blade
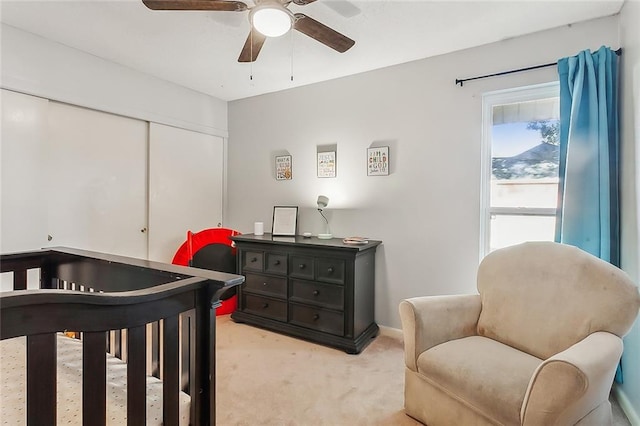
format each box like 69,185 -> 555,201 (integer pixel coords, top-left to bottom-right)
238,29 -> 267,62
291,0 -> 317,5
142,0 -> 248,11
293,13 -> 355,53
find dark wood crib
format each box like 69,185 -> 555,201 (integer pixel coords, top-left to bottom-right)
0,247 -> 245,426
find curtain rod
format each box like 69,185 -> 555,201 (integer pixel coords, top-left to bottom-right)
455,48 -> 622,87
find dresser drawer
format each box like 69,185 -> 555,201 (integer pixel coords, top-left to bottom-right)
243,273 -> 287,298
290,279 -> 343,310
316,257 -> 345,284
289,303 -> 344,336
243,251 -> 264,272
289,255 -> 314,280
242,294 -> 287,322
265,252 -> 287,275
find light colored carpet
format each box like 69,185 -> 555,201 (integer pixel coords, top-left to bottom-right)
215,315 -> 632,426
215,315 -> 418,426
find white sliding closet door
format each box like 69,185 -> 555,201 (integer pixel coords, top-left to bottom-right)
45,102 -> 148,258
1,89 -> 49,253
148,123 -> 224,263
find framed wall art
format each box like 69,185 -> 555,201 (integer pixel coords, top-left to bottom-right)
272,206 -> 298,236
317,151 -> 336,178
275,155 -> 292,180
367,146 -> 389,176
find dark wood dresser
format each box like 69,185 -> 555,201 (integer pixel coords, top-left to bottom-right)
230,234 -> 382,354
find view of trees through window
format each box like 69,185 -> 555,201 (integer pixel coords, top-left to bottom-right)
488,96 -> 560,252
492,120 -> 559,180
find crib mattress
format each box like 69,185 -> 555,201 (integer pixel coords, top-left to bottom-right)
0,335 -> 190,425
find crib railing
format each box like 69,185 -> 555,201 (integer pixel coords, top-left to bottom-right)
0,247 -> 244,426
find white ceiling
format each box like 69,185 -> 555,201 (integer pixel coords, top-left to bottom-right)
0,0 -> 624,101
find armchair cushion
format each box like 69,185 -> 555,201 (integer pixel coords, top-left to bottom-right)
476,242 -> 640,359
418,336 -> 542,425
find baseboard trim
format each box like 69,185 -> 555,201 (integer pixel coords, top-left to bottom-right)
379,325 -> 403,340
613,385 -> 640,426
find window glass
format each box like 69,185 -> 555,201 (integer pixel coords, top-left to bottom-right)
481,85 -> 560,257
489,215 -> 557,253
491,117 -> 559,209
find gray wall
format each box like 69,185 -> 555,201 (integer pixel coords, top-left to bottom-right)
227,16 -> 620,330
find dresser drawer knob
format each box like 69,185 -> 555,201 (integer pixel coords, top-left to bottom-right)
299,264 -> 306,269
327,266 -> 334,273
263,282 -> 268,286
251,257 -> 257,263
313,314 -> 320,321
274,260 -> 281,265
262,303 -> 269,309
313,290 -> 320,296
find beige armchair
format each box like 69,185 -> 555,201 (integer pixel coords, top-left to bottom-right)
400,242 -> 640,426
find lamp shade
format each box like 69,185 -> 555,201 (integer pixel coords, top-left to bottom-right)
317,195 -> 329,209
250,4 -> 293,37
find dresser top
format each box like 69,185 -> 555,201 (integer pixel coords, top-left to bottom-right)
231,234 -> 381,251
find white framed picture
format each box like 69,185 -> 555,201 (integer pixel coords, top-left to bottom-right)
367,146 -> 389,176
275,155 -> 292,180
317,151 -> 336,178
272,206 -> 298,236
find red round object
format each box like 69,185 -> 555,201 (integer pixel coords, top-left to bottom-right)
172,228 -> 241,315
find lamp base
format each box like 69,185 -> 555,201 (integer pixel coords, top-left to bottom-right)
317,233 -> 333,240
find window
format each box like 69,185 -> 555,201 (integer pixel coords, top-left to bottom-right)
480,83 -> 560,258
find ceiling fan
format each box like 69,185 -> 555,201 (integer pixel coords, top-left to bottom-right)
141,0 -> 356,62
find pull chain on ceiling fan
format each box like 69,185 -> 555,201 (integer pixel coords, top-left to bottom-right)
142,0 -> 356,62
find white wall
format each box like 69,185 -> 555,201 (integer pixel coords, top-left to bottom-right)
1,23 -> 228,137
227,15 -> 620,329
618,1 -> 640,422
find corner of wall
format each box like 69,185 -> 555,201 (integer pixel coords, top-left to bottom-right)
618,1 -> 640,423
613,383 -> 640,426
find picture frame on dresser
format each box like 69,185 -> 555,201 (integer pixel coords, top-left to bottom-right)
272,206 -> 298,236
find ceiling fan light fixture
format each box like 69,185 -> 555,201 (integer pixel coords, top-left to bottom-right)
250,4 -> 293,37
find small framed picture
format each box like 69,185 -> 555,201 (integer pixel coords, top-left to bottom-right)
275,155 -> 292,180
317,151 -> 336,178
367,146 -> 389,176
272,206 -> 298,236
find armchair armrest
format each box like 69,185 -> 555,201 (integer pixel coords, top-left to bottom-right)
399,295 -> 481,371
521,331 -> 623,425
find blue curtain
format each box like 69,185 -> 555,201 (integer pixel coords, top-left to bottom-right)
555,46 -> 621,381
